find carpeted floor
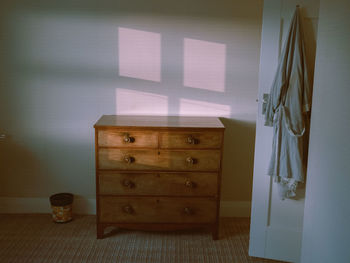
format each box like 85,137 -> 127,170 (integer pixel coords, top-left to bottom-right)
0,215 -> 284,263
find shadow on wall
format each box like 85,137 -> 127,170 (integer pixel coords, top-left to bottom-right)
220,118 -> 256,201
0,0 -> 262,201
0,136 -> 45,196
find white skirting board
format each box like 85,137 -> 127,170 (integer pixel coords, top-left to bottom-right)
0,197 -> 96,215
0,197 -> 251,217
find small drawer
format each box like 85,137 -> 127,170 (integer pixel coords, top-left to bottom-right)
99,196 -> 217,223
98,172 -> 218,196
98,149 -> 221,171
160,131 -> 222,149
98,130 -> 158,148
158,150 -> 221,171
98,149 -> 159,170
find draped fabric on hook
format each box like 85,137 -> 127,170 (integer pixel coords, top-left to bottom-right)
264,7 -> 311,199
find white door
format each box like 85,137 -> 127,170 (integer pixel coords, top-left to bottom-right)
249,1 -> 319,262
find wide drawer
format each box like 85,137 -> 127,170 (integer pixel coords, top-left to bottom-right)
98,149 -> 221,171
99,196 -> 217,223
160,131 -> 222,149
98,172 -> 218,196
98,130 -> 158,148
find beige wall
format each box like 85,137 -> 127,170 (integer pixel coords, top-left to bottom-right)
0,0 -> 262,203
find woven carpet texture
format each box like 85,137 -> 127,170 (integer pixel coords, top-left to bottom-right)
0,215 -> 284,263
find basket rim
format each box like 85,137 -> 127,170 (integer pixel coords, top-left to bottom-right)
50,193 -> 73,206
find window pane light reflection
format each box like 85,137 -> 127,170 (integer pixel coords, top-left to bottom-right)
179,98 -> 230,117
118,27 -> 161,82
116,88 -> 168,115
184,38 -> 226,92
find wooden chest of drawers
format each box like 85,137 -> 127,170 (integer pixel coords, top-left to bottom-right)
94,115 -> 225,239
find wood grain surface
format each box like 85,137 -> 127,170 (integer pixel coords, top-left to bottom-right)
159,131 -> 222,149
98,130 -> 158,148
98,149 -> 221,171
99,196 -> 217,223
98,172 -> 218,196
94,115 -> 225,239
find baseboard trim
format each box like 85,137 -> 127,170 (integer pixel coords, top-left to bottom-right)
0,197 -> 96,215
0,197 -> 51,214
0,197 -> 250,217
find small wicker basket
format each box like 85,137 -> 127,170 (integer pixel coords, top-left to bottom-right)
49,193 -> 74,223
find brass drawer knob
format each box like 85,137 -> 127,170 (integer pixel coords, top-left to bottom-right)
187,135 -> 199,145
123,133 -> 135,143
122,179 -> 135,188
124,155 -> 135,164
123,205 -> 134,214
185,180 -> 195,188
186,157 -> 196,165
184,207 -> 194,215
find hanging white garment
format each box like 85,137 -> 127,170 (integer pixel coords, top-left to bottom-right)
264,8 -> 311,199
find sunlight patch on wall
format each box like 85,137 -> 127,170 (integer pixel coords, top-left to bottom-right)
184,38 -> 226,92
118,27 -> 161,82
179,98 -> 230,117
116,88 -> 168,115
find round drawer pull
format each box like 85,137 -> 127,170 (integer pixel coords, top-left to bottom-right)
122,179 -> 135,188
123,133 -> 135,143
186,157 -> 196,165
184,207 -> 194,215
123,205 -> 134,214
185,180 -> 195,188
187,135 -> 199,145
124,155 -> 135,164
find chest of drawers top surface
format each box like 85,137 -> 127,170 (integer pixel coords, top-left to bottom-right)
94,115 -> 225,129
